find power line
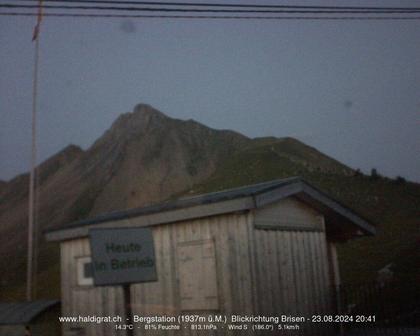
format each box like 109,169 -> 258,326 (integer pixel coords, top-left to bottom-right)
2,11 -> 420,20
4,0 -> 420,20
10,0 -> 420,11
3,3 -> 420,14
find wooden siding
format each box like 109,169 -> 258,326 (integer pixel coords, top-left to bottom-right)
60,212 -> 254,336
250,230 -> 334,335
61,238 -> 125,336
254,197 -> 324,231
251,198 -> 334,335
59,197 -> 335,336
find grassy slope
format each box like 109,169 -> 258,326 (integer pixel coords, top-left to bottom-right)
188,139 -> 420,286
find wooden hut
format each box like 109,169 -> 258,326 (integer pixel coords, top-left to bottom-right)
45,177 -> 375,335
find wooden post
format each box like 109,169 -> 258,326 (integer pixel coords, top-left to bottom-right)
123,284 -> 134,336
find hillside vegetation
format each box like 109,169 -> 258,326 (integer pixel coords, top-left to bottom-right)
186,138 -> 420,285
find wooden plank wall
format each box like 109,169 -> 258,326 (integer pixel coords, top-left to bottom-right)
131,212 -> 254,336
61,239 -> 125,336
60,212 -> 254,336
251,230 -> 334,335
251,198 -> 335,335
60,198 -> 337,336
254,197 -> 324,230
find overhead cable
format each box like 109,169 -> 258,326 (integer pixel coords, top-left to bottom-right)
10,0 -> 420,11
2,11 -> 420,20
2,3 -> 420,14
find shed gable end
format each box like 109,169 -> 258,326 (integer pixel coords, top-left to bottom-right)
254,197 -> 324,231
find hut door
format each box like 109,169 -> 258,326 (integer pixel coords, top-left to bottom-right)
177,239 -> 219,311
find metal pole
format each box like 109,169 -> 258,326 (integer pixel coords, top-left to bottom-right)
26,31 -> 40,302
123,284 -> 134,336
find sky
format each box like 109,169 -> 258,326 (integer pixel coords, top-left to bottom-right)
1,0 -> 419,183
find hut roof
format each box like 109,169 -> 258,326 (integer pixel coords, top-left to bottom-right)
0,300 -> 59,325
45,177 -> 376,241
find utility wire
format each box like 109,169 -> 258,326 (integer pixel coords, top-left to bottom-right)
4,0 -> 420,20
2,11 -> 420,20
3,3 -> 420,14
10,0 -> 420,11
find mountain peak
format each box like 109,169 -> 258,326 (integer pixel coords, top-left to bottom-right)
90,104 -> 168,149
133,103 -> 163,116
111,104 -> 167,133
131,103 -> 167,125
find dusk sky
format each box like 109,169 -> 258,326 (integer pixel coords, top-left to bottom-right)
1,0 -> 419,182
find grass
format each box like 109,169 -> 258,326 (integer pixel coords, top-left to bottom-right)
187,140 -> 420,286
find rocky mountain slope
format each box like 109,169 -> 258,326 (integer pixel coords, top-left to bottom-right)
0,104 -> 418,300
0,104 -> 249,299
